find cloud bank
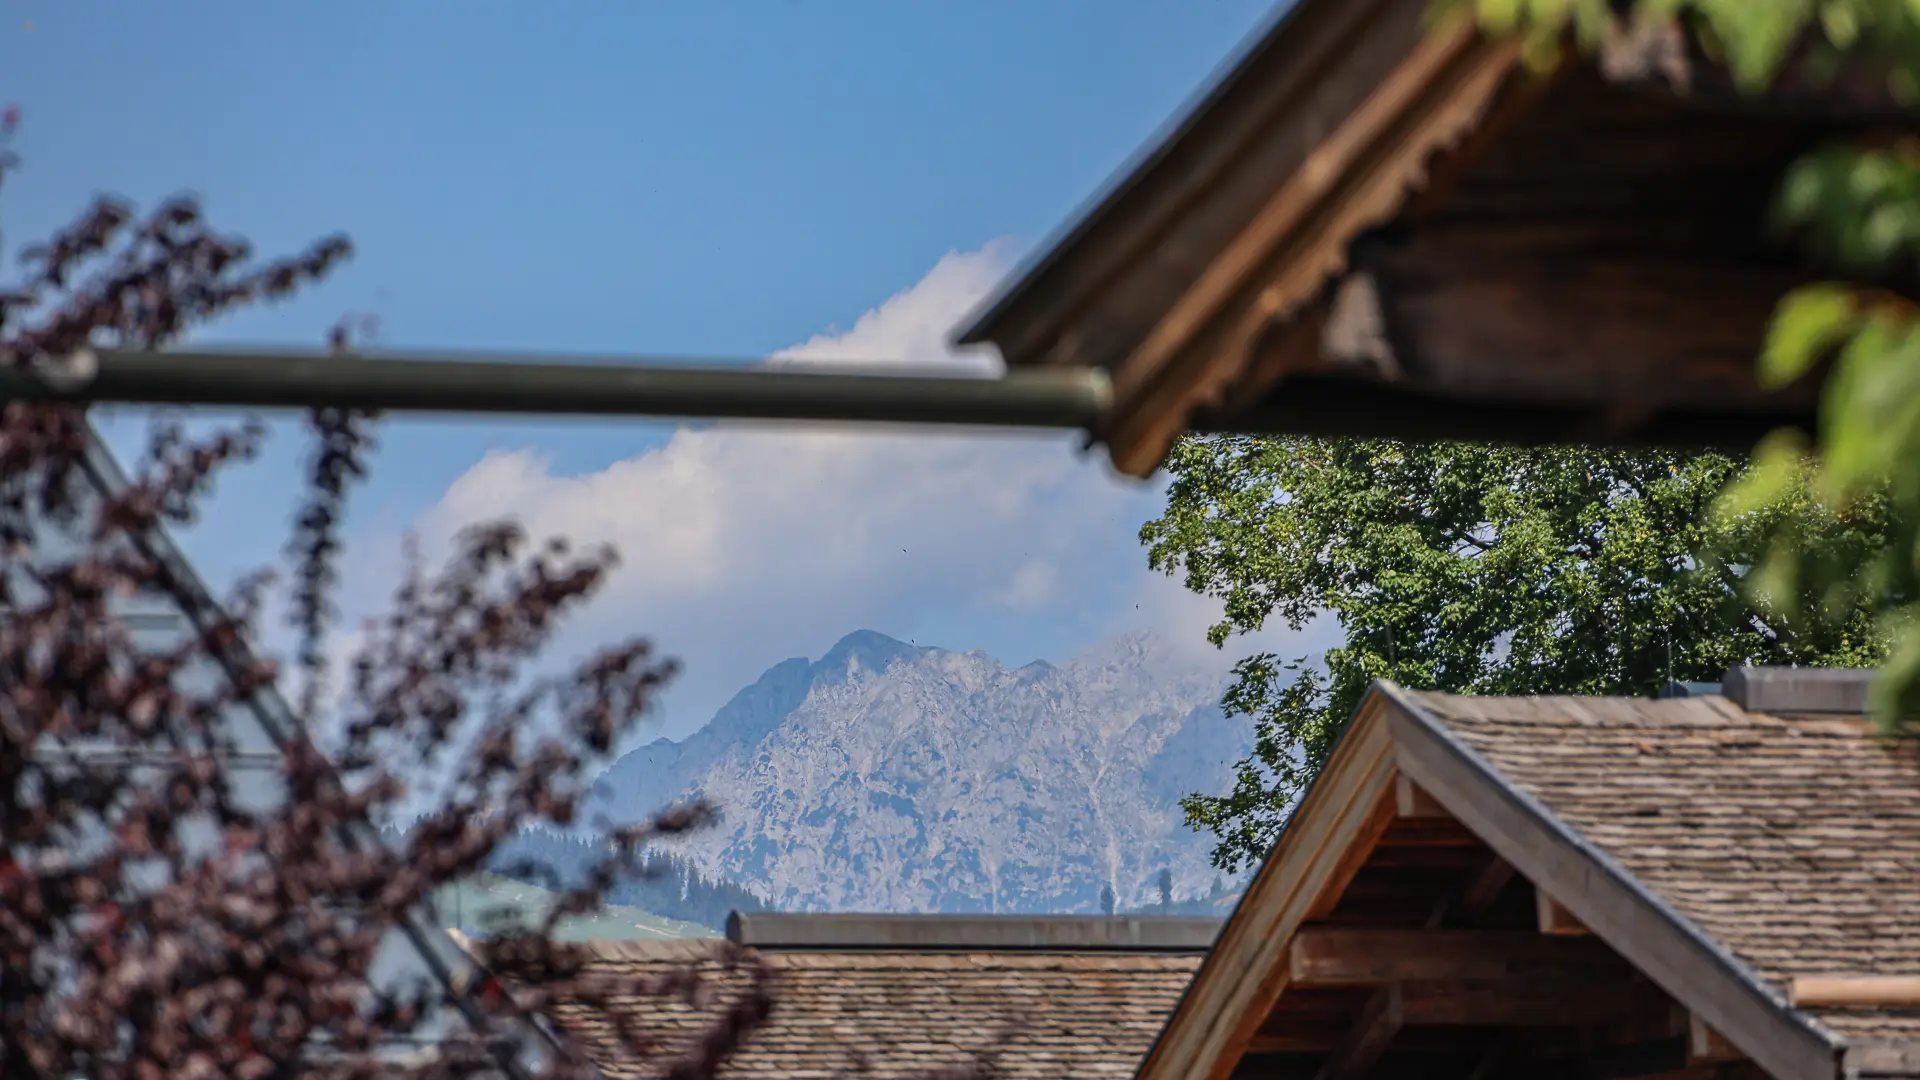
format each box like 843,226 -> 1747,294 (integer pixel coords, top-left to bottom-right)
399,241 -> 1318,741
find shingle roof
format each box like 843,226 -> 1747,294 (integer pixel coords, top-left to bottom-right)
509,937 -> 1202,1080
1409,689 -> 1920,1045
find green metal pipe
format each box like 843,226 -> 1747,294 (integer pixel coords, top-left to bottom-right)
1,347 -> 1113,430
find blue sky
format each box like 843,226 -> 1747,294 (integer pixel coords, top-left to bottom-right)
3,1 -> 1314,741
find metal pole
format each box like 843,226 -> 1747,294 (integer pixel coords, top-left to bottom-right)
3,347 -> 1113,429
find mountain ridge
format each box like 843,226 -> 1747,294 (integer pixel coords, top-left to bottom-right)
585,628 -> 1250,914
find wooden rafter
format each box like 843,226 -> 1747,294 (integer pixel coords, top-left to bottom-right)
1394,775 -> 1449,819
1690,1014 -> 1745,1064
1287,927 -> 1628,987
1536,892 -> 1591,936
1312,985 -> 1402,1080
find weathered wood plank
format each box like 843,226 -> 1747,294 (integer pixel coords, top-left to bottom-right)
1306,779 -> 1401,920
1688,1013 -> 1744,1064
1288,927 -> 1626,987
1397,977 -> 1657,1026
1395,775 -> 1449,819
1247,1024 -> 1489,1055
959,0 -> 1418,369
1101,25 -> 1528,476
1363,249 -> 1817,412
1136,699 -> 1400,1080
1537,891 -> 1591,936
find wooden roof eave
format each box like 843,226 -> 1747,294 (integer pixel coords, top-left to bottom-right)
1135,680 -> 1846,1080
959,0 -> 1538,479
1094,26 -> 1530,478
960,0 -> 1915,478
954,0 -> 1407,365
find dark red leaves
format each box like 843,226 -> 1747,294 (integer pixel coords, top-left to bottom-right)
0,179 -> 768,1080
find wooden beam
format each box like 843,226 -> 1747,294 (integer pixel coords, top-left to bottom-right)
1305,776 -> 1401,920
1791,975 -> 1920,1008
1100,24 -> 1528,477
1688,1014 -> 1744,1064
953,0 -> 1413,366
1136,702 -> 1401,1080
1313,985 -> 1402,1080
1426,852 -> 1515,929
1106,16 -> 1498,400
1200,373 -> 1809,452
1459,855 -> 1516,912
1247,1025 -> 1488,1056
1288,927 -> 1626,987
1398,977 -> 1656,1026
1247,1032 -> 1332,1055
1536,890 -> 1590,936
1394,774 -> 1449,819
1358,245 -> 1818,416
1254,976 -> 1663,1056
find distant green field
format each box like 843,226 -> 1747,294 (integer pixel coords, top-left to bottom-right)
435,873 -> 715,941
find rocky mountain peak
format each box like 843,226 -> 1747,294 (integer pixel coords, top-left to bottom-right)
813,629 -> 923,681
585,630 -> 1250,914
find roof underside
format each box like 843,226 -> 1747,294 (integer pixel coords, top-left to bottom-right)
1138,684 -> 1920,1080
959,0 -> 1911,477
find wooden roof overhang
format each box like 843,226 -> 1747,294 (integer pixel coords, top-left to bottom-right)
956,0 -> 1917,478
1137,683 -> 1866,1080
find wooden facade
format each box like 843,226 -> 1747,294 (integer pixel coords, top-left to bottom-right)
1139,678 -> 1920,1080
958,0 -> 1916,477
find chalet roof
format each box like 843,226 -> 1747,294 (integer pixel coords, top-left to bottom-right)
483,919 -> 1213,1080
956,0 -> 1913,477
1141,671 -> 1920,1080
1415,689 -> 1920,1047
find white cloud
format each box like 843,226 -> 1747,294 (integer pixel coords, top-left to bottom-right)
397,242 -> 1317,741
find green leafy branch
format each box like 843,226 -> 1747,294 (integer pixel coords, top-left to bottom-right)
1445,0 -> 1920,728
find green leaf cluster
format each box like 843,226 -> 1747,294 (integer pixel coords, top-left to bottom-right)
1440,1 -> 1920,726
1434,0 -> 1920,94
1145,438 -> 1886,871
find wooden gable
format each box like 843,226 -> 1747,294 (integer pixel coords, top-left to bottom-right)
958,0 -> 1915,477
1137,684 -> 1897,1080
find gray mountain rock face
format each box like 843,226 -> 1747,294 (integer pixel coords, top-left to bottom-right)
585,629 -> 1251,914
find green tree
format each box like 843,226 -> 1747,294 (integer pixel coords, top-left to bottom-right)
1144,438 -> 1887,871
1443,0 -> 1920,726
